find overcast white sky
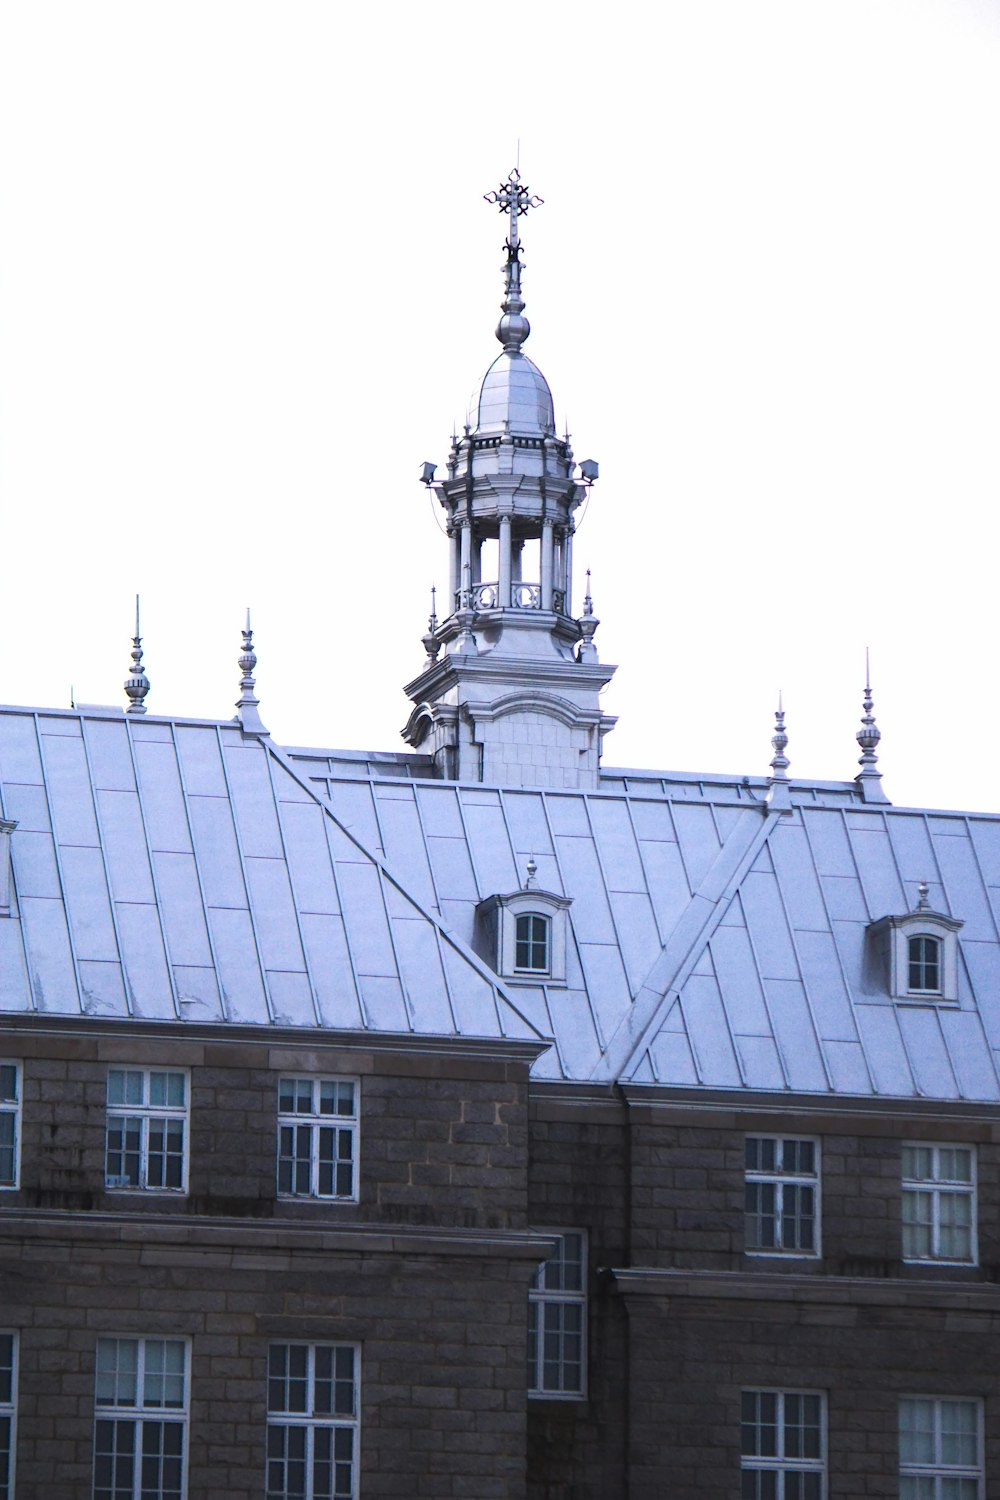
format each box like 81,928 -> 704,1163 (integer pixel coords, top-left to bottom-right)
1,1 -> 998,810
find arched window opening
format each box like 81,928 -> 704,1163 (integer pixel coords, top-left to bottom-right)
515,913 -> 550,974
908,935 -> 942,994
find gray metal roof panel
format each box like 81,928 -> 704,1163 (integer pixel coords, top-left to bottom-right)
0,710 -> 538,1047
9,705 -> 1000,1097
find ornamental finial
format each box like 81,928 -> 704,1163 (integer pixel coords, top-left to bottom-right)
577,568 -> 600,663
484,167 -> 543,354
854,649 -> 889,803
524,855 -> 538,890
766,694 -> 791,811
236,608 -> 267,735
770,694 -> 789,779
916,881 -> 931,912
124,595 -> 150,715
422,586 -> 441,665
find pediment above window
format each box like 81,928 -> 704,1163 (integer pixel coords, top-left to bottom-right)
867,885 -> 963,1004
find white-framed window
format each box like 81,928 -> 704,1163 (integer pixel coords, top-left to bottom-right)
902,1144 -> 976,1264
515,912 -> 550,974
741,1389 -> 825,1498
0,1064 -> 20,1190
105,1069 -> 188,1193
93,1336 -> 188,1500
899,1397 -> 983,1498
277,1078 -> 358,1201
266,1343 -> 359,1500
528,1231 -> 586,1399
745,1137 -> 819,1256
908,934 -> 943,995
0,1332 -> 17,1500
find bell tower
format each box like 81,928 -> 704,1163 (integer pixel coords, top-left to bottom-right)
403,169 -> 616,788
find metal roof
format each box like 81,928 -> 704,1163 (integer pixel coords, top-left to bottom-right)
0,708 -> 538,1044
290,748 -> 1000,1101
4,703 -> 1000,1101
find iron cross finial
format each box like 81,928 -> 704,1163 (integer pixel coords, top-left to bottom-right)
485,168 -> 543,263
484,167 -> 543,220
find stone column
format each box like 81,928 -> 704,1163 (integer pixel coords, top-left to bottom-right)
460,523 -> 472,607
449,529 -> 460,613
541,519 -> 554,611
563,527 -> 574,616
498,515 -> 512,608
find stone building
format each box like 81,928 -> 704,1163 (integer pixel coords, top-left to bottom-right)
1,170 -> 998,1498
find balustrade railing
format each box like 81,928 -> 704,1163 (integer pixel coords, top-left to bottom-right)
452,582 -> 566,614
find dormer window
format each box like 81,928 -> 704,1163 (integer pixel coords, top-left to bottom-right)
515,913 -> 550,974
908,934 -> 942,995
475,859 -> 572,986
867,883 -> 962,1005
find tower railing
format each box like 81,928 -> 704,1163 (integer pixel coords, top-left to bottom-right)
456,583 -> 567,615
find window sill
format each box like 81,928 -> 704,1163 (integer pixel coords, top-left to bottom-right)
104,1186 -> 188,1196
745,1250 -> 821,1261
528,1391 -> 588,1404
902,1257 -> 977,1269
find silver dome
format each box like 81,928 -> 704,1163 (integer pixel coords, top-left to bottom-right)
476,352 -> 555,436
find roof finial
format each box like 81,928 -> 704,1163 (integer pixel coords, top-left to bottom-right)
577,568 -> 600,663
769,693 -> 789,780
484,167 -> 543,354
765,693 -> 792,811
422,586 -> 441,665
524,855 -> 538,890
916,880 -> 931,912
236,608 -> 267,735
854,648 -> 890,804
124,595 -> 150,715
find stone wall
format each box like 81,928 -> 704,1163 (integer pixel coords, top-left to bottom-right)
5,1022 -> 531,1231
0,1016 -> 545,1498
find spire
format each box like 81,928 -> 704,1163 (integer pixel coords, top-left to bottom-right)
484,168 -> 543,354
854,649 -> 889,803
577,568 -> 600,663
236,609 -> 267,735
421,586 -> 441,666
124,595 -> 150,715
766,694 -> 791,810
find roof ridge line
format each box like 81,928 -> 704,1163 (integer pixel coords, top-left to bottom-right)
260,736 -> 548,1044
591,806 -> 786,1081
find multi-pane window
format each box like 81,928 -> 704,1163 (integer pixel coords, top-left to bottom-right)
94,1337 -> 188,1500
900,1397 -> 983,1498
902,1145 -> 976,1264
515,913 -> 550,974
528,1231 -> 586,1398
0,1065 -> 19,1189
105,1070 -> 188,1192
741,1390 -> 825,1498
0,1333 -> 16,1500
908,935 -> 943,994
266,1343 -> 359,1500
277,1078 -> 357,1201
745,1137 -> 819,1255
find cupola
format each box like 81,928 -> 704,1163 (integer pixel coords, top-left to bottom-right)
403,169 -> 617,788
